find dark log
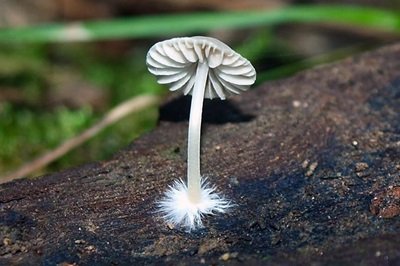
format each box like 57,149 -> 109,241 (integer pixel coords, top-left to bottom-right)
1,43 -> 399,265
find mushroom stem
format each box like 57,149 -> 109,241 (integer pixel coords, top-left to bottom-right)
187,62 -> 209,203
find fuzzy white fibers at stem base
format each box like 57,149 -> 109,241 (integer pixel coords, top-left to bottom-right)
158,178 -> 231,231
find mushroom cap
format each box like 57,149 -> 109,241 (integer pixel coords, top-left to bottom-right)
146,36 -> 256,100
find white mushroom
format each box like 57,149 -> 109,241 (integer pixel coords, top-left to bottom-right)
146,36 -> 256,231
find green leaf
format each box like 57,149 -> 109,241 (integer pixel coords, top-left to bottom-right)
0,5 -> 398,43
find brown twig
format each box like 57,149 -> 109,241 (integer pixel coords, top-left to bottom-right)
1,94 -> 161,184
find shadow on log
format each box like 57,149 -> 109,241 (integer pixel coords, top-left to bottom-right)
1,43 -> 399,265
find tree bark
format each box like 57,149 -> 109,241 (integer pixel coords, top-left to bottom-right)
1,43 -> 399,265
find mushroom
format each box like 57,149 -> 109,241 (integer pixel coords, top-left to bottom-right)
146,36 -> 256,231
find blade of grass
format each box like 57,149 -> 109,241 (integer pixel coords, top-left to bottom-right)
0,5 -> 398,42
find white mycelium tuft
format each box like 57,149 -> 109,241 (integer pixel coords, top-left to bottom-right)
158,178 -> 231,231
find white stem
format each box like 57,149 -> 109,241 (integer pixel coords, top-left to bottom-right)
187,62 -> 209,203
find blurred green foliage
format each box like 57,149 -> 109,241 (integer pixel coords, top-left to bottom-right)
0,43 -> 163,176
0,103 -> 92,172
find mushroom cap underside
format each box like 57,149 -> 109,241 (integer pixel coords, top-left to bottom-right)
146,36 -> 256,100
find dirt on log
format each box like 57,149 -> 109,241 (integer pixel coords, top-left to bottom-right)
1,43 -> 400,265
